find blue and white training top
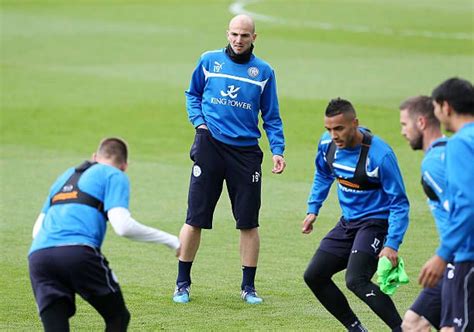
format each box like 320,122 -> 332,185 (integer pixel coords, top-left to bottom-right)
29,163 -> 130,254
185,48 -> 285,156
437,122 -> 474,263
307,129 -> 409,251
421,137 -> 449,241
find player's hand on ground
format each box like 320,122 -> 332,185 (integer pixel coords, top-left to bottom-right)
378,247 -> 398,267
302,214 -> 316,234
272,155 -> 286,174
418,255 -> 446,288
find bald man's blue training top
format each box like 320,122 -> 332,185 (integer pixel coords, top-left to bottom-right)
185,48 -> 285,156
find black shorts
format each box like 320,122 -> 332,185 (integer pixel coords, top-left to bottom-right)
318,217 -> 388,260
28,245 -> 121,314
451,261 -> 474,331
186,128 -> 263,229
410,263 -> 455,329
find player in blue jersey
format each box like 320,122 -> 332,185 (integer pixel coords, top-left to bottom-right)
398,96 -> 454,332
173,14 -> 286,305
301,98 -> 409,332
419,77 -> 474,332
28,138 -> 180,332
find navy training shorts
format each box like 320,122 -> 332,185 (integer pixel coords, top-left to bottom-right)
318,217 -> 388,260
451,261 -> 474,332
28,245 -> 121,314
410,263 -> 455,329
185,128 -> 263,229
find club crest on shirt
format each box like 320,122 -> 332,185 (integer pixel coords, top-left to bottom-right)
247,67 -> 259,78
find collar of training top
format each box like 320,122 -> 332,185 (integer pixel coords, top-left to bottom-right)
225,43 -> 254,64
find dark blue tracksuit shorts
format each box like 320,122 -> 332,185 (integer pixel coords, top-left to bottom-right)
186,128 -> 263,230
318,217 -> 389,260
451,262 -> 474,332
29,245 -> 121,315
410,263 -> 455,329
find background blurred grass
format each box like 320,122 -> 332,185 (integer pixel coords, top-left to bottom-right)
1,0 -> 473,330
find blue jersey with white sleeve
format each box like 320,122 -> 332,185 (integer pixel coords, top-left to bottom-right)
421,137 -> 449,238
436,122 -> 474,263
185,48 -> 285,156
307,129 -> 409,250
29,163 -> 130,254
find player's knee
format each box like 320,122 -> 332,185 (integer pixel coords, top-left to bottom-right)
120,307 -> 130,327
401,311 -> 417,331
303,267 -> 323,288
401,310 -> 430,332
122,307 -> 130,325
345,273 -> 367,293
105,307 -> 130,332
303,268 -> 314,286
240,227 -> 259,239
304,251 -> 340,289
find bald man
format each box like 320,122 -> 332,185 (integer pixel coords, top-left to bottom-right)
173,14 -> 286,304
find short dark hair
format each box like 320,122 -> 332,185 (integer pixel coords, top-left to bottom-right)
325,98 -> 356,117
431,77 -> 474,115
399,95 -> 439,127
97,137 -> 128,164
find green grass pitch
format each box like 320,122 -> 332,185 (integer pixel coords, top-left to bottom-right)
1,0 -> 473,330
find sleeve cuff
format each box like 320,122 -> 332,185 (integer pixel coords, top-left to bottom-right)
307,204 -> 319,215
436,246 -> 453,262
384,238 -> 400,251
271,147 -> 285,156
192,117 -> 205,128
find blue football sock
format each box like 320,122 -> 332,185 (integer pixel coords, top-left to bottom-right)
177,260 -> 192,288
241,266 -> 257,290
